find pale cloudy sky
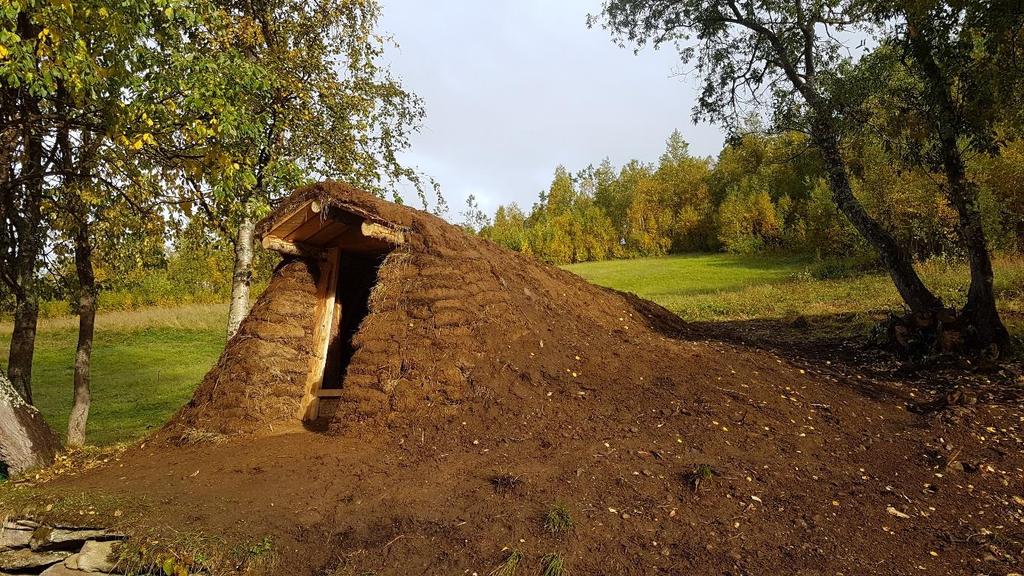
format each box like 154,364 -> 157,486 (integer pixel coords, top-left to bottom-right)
377,0 -> 725,217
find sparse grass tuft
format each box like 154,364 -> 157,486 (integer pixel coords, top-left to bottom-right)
682,463 -> 717,493
231,535 -> 277,571
540,552 -> 567,576
110,530 -> 222,575
489,472 -> 523,494
108,529 -> 277,575
488,549 -> 523,576
174,427 -> 227,446
543,503 -> 574,536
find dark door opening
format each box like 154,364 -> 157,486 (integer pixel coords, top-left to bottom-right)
320,251 -> 388,391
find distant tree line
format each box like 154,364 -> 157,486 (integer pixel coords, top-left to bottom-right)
477,127 -> 1023,266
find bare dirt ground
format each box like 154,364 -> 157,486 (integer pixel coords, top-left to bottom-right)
21,326 -> 1024,576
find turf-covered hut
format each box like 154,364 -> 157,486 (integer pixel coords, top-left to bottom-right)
252,187 -> 409,423
168,181 -> 685,438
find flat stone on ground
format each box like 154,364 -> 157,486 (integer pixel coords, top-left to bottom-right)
73,540 -> 117,573
41,563 -> 97,575
0,527 -> 31,552
31,528 -> 110,551
0,548 -> 70,570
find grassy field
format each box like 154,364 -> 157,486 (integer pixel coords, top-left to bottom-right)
0,305 -> 226,445
2,253 -> 1022,446
566,253 -> 1024,328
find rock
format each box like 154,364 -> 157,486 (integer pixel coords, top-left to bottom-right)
0,527 -> 32,551
0,549 -> 70,571
31,527 -> 112,551
8,519 -> 40,529
74,540 -> 117,573
41,564 -> 93,575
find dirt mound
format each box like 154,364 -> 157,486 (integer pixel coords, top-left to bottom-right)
167,181 -> 698,437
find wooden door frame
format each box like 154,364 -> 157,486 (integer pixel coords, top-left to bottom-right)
298,247 -> 340,421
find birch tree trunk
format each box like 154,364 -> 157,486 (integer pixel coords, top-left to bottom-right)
67,220 -> 96,447
226,216 -> 256,338
0,368 -> 59,476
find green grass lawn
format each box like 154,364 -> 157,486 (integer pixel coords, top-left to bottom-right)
2,253 -> 1022,447
0,305 -> 227,446
566,253 -> 1024,330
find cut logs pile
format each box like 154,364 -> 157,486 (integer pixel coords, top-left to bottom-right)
880,308 -> 976,359
0,520 -> 124,575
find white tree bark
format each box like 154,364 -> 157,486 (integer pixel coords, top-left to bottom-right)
0,368 -> 59,476
226,216 -> 256,338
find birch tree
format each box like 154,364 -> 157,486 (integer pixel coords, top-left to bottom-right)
159,0 -> 426,337
863,0 -> 1023,351
593,0 -> 944,314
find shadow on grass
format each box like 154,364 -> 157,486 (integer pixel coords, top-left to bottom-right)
623,289 -> 1024,408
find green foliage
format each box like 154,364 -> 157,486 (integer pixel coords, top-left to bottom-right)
483,133 -> 714,264
10,223 -> 276,318
804,254 -> 881,281
683,463 -> 716,492
0,304 -> 227,444
460,194 -> 491,233
0,0 -> 425,336
162,0 -> 428,236
485,204 -> 529,253
480,128 -> 1021,263
231,535 -> 276,571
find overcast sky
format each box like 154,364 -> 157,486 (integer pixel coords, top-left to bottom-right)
378,0 -> 725,218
